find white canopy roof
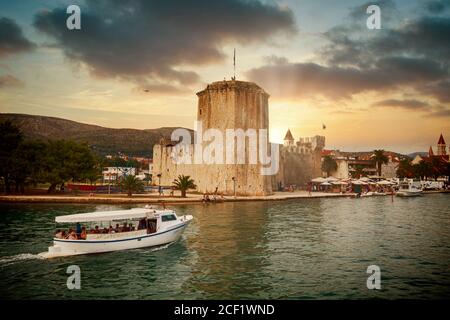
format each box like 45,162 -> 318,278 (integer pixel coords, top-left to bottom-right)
55,208 -> 171,223
377,180 -> 394,185
331,181 -> 348,185
311,177 -> 327,183
326,176 -> 339,182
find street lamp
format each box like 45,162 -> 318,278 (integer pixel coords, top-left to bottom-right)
232,176 -> 236,198
157,173 -> 162,197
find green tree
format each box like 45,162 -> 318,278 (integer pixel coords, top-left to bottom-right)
120,174 -> 144,196
321,155 -> 337,177
0,121 -> 23,193
430,156 -> 446,181
10,140 -> 47,193
372,149 -> 389,177
413,160 -> 432,180
352,164 -> 365,179
172,175 -> 197,197
396,159 -> 414,178
42,140 -> 99,193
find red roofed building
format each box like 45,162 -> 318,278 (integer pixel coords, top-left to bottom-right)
437,133 -> 447,157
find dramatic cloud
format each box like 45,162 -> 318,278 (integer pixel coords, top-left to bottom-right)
0,17 -> 35,57
429,109 -> 450,117
371,99 -> 429,110
0,74 -> 24,88
420,80 -> 450,103
33,0 -> 296,91
246,2 -> 450,106
246,56 -> 447,99
423,0 -> 450,14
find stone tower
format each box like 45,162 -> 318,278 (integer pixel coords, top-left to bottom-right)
437,134 -> 446,156
195,80 -> 272,195
283,129 -> 294,147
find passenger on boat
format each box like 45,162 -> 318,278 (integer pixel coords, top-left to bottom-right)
67,229 -> 77,240
115,223 -> 121,233
55,229 -> 63,239
76,222 -> 82,237
102,227 -> 108,234
80,227 -> 87,240
90,225 -> 100,234
122,222 -> 129,232
108,226 -> 115,234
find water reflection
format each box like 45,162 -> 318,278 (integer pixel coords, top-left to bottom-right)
0,195 -> 449,299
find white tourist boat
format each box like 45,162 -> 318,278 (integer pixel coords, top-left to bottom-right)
396,181 -> 423,197
39,207 -> 193,258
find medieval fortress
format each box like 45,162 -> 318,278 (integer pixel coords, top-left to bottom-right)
153,80 -> 325,196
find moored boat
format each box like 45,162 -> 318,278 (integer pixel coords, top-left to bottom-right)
39,207 -> 193,258
396,181 -> 423,197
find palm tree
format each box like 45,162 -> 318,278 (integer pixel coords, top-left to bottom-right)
172,175 -> 197,197
120,175 -> 144,197
372,149 -> 389,177
321,155 -> 337,177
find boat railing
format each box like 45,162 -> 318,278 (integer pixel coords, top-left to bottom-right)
85,229 -> 147,240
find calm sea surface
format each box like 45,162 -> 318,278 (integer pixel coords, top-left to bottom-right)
0,194 -> 449,299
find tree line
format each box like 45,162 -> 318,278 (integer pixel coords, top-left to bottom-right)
0,121 -> 101,194
396,157 -> 449,180
321,149 -> 449,180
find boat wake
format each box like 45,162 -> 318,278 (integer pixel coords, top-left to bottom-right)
0,253 -> 45,267
145,242 -> 175,252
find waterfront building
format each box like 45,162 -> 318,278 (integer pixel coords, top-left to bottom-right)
102,167 -> 136,182
412,134 -> 449,165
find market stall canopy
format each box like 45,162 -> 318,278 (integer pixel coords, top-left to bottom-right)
55,208 -> 168,223
321,182 -> 332,186
332,181 -> 348,185
326,176 -> 339,182
311,177 -> 327,183
377,180 -> 394,185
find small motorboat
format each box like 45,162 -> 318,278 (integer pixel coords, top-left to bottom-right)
39,207 -> 193,258
396,182 -> 423,197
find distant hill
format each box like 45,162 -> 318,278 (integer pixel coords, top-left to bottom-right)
337,150 -> 407,160
0,113 -> 192,157
407,152 -> 428,159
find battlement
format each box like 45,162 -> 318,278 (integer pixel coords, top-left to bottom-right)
196,80 -> 269,97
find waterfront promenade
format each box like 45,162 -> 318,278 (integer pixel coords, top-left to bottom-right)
0,191 -> 354,204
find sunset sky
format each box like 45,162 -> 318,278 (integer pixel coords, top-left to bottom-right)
0,0 -> 449,154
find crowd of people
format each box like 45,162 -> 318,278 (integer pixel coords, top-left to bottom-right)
202,191 -> 225,203
54,220 -> 151,240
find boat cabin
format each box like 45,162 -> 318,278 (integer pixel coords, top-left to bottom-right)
54,208 -> 179,241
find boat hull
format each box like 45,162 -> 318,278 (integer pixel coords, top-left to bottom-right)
39,221 -> 190,259
396,191 -> 423,197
